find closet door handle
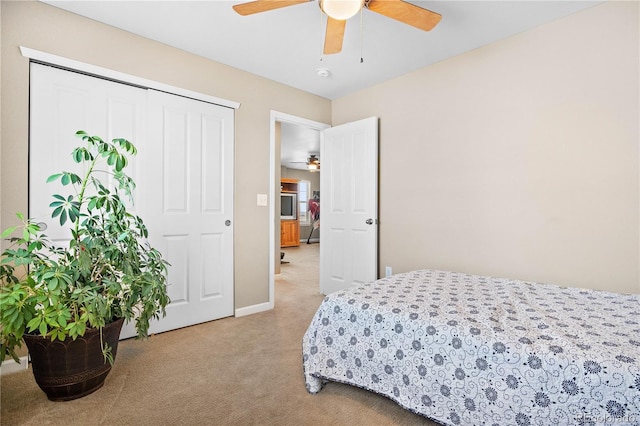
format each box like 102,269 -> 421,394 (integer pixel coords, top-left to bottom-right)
365,218 -> 374,225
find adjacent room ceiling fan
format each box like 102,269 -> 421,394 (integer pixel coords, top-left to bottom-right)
307,154 -> 320,172
290,154 -> 321,171
232,0 -> 442,54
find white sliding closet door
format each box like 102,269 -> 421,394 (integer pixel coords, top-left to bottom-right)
142,90 -> 235,333
29,63 -> 234,337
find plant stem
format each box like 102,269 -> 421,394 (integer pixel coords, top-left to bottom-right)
74,150 -> 99,253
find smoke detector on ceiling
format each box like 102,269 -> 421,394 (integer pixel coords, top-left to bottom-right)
316,68 -> 331,78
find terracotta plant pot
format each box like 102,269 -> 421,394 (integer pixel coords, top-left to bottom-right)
22,317 -> 125,401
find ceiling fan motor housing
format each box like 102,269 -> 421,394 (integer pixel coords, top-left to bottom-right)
319,0 -> 364,20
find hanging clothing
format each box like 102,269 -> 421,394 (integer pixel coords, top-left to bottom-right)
309,198 -> 320,221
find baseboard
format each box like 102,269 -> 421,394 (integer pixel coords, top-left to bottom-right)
302,238 -> 320,244
235,301 -> 273,317
1,356 -> 29,375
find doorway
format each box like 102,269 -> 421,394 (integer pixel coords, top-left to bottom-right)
269,111 -> 330,307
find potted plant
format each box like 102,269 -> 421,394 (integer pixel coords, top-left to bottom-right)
0,130 -> 170,401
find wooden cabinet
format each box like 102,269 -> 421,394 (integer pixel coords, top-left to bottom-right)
280,178 -> 298,193
280,178 -> 299,247
280,220 -> 300,247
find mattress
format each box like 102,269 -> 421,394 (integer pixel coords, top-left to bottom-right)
302,269 -> 640,425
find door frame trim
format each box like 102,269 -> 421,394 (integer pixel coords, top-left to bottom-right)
20,46 -> 240,110
269,111 -> 330,308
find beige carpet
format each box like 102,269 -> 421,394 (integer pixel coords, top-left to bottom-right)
1,244 -> 438,426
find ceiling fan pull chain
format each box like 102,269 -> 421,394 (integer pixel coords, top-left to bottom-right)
360,7 -> 364,63
319,7 -> 325,62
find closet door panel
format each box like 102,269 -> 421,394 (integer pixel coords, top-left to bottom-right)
141,90 -> 234,334
29,63 -> 146,245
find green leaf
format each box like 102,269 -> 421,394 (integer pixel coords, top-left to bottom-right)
45,317 -> 59,328
48,277 -> 59,291
57,314 -> 68,328
26,317 -> 41,332
27,240 -> 42,251
51,205 -> 64,218
73,149 -> 82,163
68,204 -> 80,222
0,226 -> 17,239
42,270 -> 56,279
26,222 -> 41,233
39,320 -> 48,336
59,274 -> 74,287
46,173 -> 62,183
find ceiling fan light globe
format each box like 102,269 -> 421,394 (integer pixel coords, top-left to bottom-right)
320,0 -> 363,20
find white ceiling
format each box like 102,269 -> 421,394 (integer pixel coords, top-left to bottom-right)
43,0 -> 602,101
41,0 -> 602,169
280,122 -> 321,170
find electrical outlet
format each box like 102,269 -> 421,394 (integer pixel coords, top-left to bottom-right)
257,194 -> 268,206
385,266 -> 392,277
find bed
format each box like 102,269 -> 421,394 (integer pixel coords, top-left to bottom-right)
302,269 -> 640,425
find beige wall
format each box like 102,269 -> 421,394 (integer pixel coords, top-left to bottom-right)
0,1 -> 331,310
333,1 -> 639,294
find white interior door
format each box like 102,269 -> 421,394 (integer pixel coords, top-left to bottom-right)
29,64 -> 234,338
141,90 -> 234,333
319,117 -> 379,294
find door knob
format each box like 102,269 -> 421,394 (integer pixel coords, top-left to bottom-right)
225,220 -> 231,226
365,218 -> 374,225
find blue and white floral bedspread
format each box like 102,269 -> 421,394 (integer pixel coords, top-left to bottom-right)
302,269 -> 640,425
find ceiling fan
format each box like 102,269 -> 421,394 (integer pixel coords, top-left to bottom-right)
290,154 -> 321,172
307,154 -> 320,172
232,0 -> 442,55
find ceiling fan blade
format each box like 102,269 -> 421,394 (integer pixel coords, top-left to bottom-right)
366,0 -> 441,32
324,17 -> 346,55
232,0 -> 308,16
